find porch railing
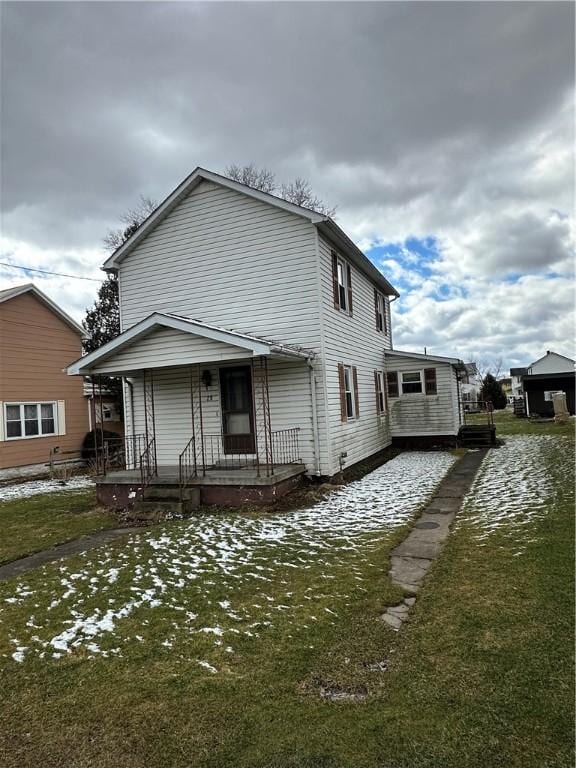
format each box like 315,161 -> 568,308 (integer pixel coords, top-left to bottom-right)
88,434 -> 147,476
177,427 -> 301,486
460,400 -> 495,427
271,427 -> 301,466
179,435 -> 197,501
139,437 -> 157,492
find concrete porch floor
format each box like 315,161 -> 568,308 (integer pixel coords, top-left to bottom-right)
97,463 -> 306,487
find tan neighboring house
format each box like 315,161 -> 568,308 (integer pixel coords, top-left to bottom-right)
0,283 -> 89,472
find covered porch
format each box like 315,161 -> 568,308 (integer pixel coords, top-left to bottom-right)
68,313 -> 318,507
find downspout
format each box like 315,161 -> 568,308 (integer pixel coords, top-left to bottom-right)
307,358 -> 322,476
125,378 -> 135,437
388,294 -> 399,351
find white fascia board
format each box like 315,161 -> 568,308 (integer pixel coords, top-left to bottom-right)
385,349 -> 462,365
317,220 -> 400,298
102,167 -> 325,270
66,313 -> 275,375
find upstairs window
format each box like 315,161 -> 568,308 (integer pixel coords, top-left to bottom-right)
374,290 -> 387,334
4,402 -> 56,439
332,252 -> 353,315
374,370 -> 386,414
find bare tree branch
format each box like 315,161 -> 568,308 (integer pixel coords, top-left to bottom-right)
103,195 -> 158,253
225,164 -> 336,217
225,163 -> 276,194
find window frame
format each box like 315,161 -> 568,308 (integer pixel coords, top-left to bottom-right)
375,291 -> 386,334
343,365 -> 356,419
375,370 -> 386,414
336,257 -> 349,313
332,251 -> 353,316
4,401 -> 57,441
400,370 -> 425,396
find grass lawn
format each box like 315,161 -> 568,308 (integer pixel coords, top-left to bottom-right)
467,407 -> 575,438
0,427 -> 573,768
0,489 -> 117,565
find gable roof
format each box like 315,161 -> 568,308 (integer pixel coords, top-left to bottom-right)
0,283 -> 85,335
529,350 -> 575,368
102,167 -> 399,297
66,312 -> 314,375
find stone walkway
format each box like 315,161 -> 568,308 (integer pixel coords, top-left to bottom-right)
381,448 -> 488,630
0,528 -> 134,582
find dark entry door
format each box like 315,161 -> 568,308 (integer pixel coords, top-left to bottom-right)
220,366 -> 256,454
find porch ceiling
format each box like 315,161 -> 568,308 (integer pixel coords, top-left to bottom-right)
67,312 -> 313,376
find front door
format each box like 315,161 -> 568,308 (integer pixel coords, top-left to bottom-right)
220,366 -> 256,454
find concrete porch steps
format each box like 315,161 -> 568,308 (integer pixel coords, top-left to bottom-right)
128,485 -> 201,521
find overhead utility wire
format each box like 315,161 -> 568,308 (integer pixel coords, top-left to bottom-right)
0,262 -> 103,282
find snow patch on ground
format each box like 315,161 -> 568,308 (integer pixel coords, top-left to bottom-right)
460,435 -> 573,550
0,476 -> 93,502
0,451 -> 454,666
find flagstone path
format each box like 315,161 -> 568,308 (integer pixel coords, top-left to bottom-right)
381,448 -> 489,630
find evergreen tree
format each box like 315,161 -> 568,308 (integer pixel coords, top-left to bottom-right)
83,275 -> 120,354
479,373 -> 508,410
83,196 -> 157,414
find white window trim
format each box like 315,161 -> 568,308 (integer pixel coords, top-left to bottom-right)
343,365 -> 357,420
376,292 -> 386,334
376,370 -> 386,414
336,256 -> 350,315
400,370 -> 425,396
3,401 -> 58,441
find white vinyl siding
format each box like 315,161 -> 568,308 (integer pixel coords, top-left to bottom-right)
385,355 -> 461,436
119,181 -> 321,348
90,327 -> 252,374
127,358 -> 318,472
318,234 -> 392,474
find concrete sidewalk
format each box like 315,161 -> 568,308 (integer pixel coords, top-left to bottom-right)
382,448 -> 488,629
0,527 -> 135,582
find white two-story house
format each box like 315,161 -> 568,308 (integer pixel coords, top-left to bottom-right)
68,167 -> 465,508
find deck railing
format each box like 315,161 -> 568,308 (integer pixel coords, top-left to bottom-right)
460,400 -> 495,427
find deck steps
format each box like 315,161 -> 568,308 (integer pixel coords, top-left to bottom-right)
458,425 -> 496,448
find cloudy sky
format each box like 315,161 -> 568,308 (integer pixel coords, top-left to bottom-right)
1,1 -> 574,369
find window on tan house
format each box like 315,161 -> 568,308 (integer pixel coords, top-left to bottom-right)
5,402 -> 56,439
338,363 -> 359,421
332,252 -> 353,315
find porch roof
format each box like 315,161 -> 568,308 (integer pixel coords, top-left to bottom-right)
385,349 -> 464,367
67,312 -> 314,376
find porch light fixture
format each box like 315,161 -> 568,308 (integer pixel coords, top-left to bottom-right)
201,369 -> 213,389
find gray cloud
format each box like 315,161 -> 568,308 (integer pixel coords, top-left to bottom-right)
1,1 -> 574,367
